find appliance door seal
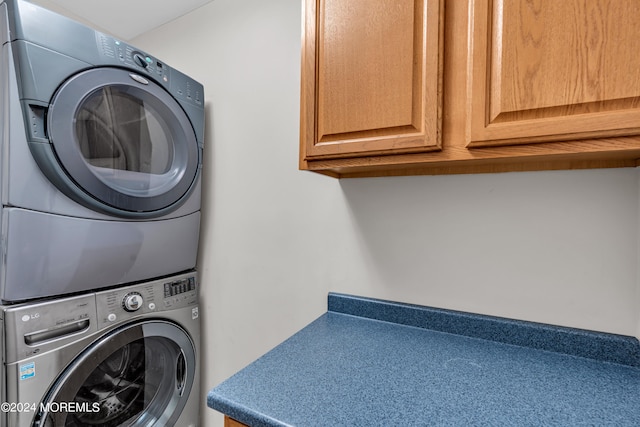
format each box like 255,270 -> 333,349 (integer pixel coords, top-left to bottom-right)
33,320 -> 196,427
33,67 -> 200,218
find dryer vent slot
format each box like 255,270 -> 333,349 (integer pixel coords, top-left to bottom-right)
24,319 -> 90,345
26,104 -> 49,142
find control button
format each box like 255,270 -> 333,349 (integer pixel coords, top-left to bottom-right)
107,313 -> 117,322
133,53 -> 148,68
123,292 -> 144,312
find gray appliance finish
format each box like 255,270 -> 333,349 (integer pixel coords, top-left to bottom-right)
0,271 -> 201,427
0,0 -> 205,302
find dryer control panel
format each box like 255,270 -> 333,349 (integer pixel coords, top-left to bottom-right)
96,273 -> 198,330
95,31 -> 204,109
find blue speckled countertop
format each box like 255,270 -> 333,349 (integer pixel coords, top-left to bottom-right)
208,294 -> 640,426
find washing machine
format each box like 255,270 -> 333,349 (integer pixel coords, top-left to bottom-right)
0,271 -> 201,427
0,0 -> 204,302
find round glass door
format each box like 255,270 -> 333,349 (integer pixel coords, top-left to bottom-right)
34,321 -> 196,427
46,67 -> 200,216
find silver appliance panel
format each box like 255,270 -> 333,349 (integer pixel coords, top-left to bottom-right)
1,271 -> 200,427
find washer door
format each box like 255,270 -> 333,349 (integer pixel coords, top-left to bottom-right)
42,67 -> 200,217
34,321 -> 196,427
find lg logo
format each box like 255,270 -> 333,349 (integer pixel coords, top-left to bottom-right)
21,313 -> 40,322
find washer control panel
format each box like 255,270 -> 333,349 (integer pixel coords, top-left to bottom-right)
96,273 -> 198,329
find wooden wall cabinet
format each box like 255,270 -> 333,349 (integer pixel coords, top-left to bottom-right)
468,0 -> 640,147
300,0 -> 640,178
300,0 -> 444,161
224,417 -> 248,427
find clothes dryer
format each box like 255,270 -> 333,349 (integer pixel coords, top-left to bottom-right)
0,0 -> 204,302
0,271 -> 200,427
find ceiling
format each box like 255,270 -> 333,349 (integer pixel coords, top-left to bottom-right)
30,0 -> 215,40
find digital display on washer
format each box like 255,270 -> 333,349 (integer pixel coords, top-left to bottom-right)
164,277 -> 196,298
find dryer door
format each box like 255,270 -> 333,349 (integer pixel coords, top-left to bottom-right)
33,321 -> 196,427
40,67 -> 200,218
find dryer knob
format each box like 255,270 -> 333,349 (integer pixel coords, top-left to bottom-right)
123,292 -> 144,312
133,53 -> 149,68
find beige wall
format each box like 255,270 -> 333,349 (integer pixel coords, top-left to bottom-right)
31,0 -> 113,33
131,1 -> 640,425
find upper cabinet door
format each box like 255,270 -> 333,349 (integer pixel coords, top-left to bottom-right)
300,0 -> 444,160
468,0 -> 640,147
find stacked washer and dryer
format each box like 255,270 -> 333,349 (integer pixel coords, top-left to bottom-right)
0,1 -> 204,426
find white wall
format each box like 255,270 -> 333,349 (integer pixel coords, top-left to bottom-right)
132,1 -> 640,425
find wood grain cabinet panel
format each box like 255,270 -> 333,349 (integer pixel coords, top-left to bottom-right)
468,0 -> 640,147
224,416 -> 249,427
299,0 -> 640,177
300,0 -> 444,160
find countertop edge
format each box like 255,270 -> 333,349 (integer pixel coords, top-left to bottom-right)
207,392 -> 289,427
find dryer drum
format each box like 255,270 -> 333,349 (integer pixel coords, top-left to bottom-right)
33,321 -> 196,427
